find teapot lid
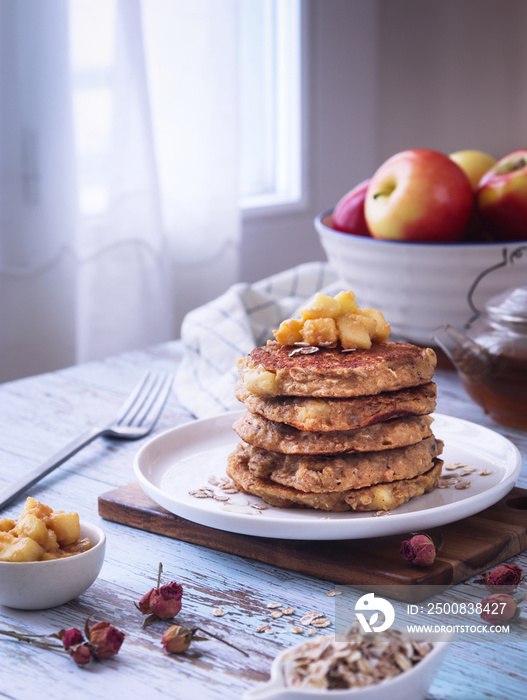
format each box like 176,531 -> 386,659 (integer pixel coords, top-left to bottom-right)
486,285 -> 527,325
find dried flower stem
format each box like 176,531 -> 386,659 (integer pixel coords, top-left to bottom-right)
193,627 -> 249,657
0,629 -> 64,653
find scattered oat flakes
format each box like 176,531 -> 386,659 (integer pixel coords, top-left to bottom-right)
307,629 -> 317,636
250,503 -> 268,511
211,608 -> 225,617
311,617 -> 331,628
270,611 -> 283,619
325,589 -> 342,597
189,488 -> 213,499
460,466 -> 477,475
289,346 -> 319,357
266,602 -> 282,609
480,469 -> 492,476
264,628 -> 274,635
212,493 -> 230,502
290,626 -> 304,634
300,611 -> 324,626
455,481 -> 471,490
282,606 -> 295,615
255,624 -> 271,633
439,476 -> 461,488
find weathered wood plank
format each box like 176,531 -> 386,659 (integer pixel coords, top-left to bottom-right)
0,349 -> 525,700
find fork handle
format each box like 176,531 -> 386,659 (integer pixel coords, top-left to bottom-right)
0,427 -> 107,511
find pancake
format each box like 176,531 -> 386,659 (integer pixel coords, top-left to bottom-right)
238,341 -> 437,398
226,454 -> 443,512
235,381 -> 437,432
233,412 -> 434,454
231,435 -> 442,492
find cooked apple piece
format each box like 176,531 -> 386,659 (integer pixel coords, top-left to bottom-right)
274,318 -> 303,345
16,511 -> 50,548
301,317 -> 338,346
0,536 -> 45,562
336,316 -> 372,350
300,293 -> 341,320
0,518 -> 16,532
335,290 -> 358,315
359,308 -> 391,342
49,511 -> 80,546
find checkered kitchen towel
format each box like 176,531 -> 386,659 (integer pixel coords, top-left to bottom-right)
175,261 -> 343,418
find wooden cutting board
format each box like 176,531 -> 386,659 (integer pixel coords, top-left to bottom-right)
98,482 -> 527,601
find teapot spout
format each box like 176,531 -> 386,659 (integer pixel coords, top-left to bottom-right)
432,325 -> 491,380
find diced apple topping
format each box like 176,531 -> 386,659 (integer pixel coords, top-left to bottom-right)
273,291 -> 390,349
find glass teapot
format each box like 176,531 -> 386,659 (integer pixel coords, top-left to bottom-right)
433,285 -> 527,429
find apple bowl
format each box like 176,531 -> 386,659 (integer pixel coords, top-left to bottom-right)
0,521 -> 106,610
315,210 -> 527,346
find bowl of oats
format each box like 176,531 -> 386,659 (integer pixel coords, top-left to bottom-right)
243,624 -> 452,699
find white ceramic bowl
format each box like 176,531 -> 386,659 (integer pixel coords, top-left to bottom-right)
0,521 -> 106,610
315,210 -> 527,346
243,634 -> 452,700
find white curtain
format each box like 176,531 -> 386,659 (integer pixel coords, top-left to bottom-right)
0,0 -> 240,382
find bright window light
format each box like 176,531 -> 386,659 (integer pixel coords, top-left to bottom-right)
70,0 -> 303,216
238,0 -> 303,211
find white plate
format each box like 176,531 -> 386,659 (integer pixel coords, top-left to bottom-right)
133,412 -> 522,541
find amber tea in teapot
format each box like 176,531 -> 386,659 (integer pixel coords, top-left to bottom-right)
433,286 -> 527,429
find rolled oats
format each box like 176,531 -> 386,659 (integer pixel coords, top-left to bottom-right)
311,617 -> 331,628
455,481 -> 471,490
280,623 -> 433,690
255,624 -> 271,633
300,611 -> 325,626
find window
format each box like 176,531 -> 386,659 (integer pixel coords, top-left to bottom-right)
238,0 -> 303,211
70,0 -> 303,216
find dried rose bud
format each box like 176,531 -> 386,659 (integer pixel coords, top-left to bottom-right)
161,625 -> 205,654
480,594 -> 518,623
484,564 -> 523,594
87,621 -> 125,659
59,627 -> 84,650
139,581 -> 183,619
400,534 -> 436,567
70,644 -> 92,666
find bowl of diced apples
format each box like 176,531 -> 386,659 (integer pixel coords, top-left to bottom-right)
0,497 -> 106,609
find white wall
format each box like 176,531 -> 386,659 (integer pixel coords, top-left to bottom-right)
240,0 -> 527,282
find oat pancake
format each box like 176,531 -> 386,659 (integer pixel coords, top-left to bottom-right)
226,454 -> 443,512
235,381 -> 436,432
238,341 -> 437,398
233,412 -> 433,454
231,435 -> 442,492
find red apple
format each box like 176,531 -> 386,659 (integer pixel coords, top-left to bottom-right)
364,149 -> 474,243
477,149 -> 527,241
332,179 -> 371,236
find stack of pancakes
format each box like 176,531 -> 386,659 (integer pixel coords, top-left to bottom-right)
227,341 -> 443,512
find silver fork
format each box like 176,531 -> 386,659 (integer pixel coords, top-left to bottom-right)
0,371 -> 173,511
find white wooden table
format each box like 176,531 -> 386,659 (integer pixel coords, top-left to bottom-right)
0,341 -> 525,699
